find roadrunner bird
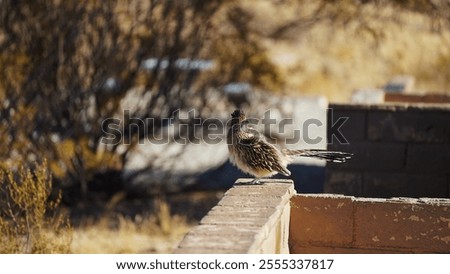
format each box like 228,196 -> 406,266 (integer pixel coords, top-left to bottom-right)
227,109 -> 352,184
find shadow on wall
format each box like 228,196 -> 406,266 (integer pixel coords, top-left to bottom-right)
192,162 -> 325,193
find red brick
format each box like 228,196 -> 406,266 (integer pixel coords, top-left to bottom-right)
354,199 -> 450,252
289,195 -> 354,247
385,93 -> 450,104
290,244 -> 407,254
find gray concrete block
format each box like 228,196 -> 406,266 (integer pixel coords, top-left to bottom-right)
363,172 -> 448,198
448,174 -> 450,198
217,195 -> 284,208
179,233 -> 255,250
327,142 -> 406,171
174,247 -> 248,254
367,109 -> 450,143
324,171 -> 363,196
208,205 -> 277,218
186,224 -> 261,236
405,144 -> 450,173
226,180 -> 295,198
174,179 -> 296,253
200,214 -> 269,226
327,108 -> 367,144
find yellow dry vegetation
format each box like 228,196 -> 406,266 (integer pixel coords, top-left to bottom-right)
69,191 -> 223,254
70,214 -> 191,254
245,1 -> 450,101
0,160 -> 72,253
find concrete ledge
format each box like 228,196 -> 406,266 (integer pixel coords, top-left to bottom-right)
175,179 -> 296,254
290,194 -> 450,253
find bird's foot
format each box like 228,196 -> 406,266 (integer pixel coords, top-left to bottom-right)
250,178 -> 263,185
235,178 -> 264,185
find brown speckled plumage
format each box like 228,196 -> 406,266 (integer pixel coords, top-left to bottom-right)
227,109 -> 352,184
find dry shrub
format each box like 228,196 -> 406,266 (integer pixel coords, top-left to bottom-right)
0,160 -> 72,253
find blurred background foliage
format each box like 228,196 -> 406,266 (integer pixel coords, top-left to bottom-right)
0,0 -> 449,202
0,0 -> 450,252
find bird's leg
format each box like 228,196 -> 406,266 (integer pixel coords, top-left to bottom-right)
249,178 -> 263,185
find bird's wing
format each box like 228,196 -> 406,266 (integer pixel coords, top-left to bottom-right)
237,135 -> 290,176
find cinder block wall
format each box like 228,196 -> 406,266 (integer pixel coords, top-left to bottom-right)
326,104 -> 450,198
175,179 -> 296,254
290,194 -> 450,253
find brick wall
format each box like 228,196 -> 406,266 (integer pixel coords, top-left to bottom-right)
385,93 -> 450,104
326,104 -> 450,198
289,194 -> 450,253
175,179 -> 296,254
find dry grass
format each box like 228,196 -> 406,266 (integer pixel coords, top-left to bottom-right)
246,1 -> 450,102
69,191 -> 223,254
70,214 -> 192,254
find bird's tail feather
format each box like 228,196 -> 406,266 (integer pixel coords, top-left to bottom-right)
282,149 -> 352,163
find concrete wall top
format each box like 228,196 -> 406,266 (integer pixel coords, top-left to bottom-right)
175,179 -> 296,254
